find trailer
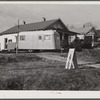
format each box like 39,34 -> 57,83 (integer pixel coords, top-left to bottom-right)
0,30 -> 61,52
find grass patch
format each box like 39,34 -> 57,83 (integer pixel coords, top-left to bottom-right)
0,68 -> 100,90
0,51 -> 100,90
0,53 -> 42,65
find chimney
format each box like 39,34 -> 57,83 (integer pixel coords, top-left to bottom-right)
23,21 -> 26,25
43,17 -> 46,21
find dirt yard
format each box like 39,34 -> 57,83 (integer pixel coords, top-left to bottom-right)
0,49 -> 100,90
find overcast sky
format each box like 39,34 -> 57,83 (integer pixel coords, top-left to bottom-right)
0,4 -> 100,32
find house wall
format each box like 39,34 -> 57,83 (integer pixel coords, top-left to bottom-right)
19,30 -> 56,50
68,34 -> 84,45
0,34 -> 17,50
69,35 -> 76,43
77,35 -> 84,40
0,30 -> 61,51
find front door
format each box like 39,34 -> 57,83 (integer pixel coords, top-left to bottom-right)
4,38 -> 8,49
38,35 -> 43,49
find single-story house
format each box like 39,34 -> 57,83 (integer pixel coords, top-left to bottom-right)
95,29 -> 100,41
69,26 -> 97,47
0,18 -> 77,50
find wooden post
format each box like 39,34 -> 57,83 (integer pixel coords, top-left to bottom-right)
62,32 -> 64,41
92,35 -> 94,47
68,33 -> 71,45
16,19 -> 20,54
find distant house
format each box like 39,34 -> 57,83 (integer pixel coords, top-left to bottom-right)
0,18 -> 76,50
69,26 -> 97,47
95,30 -> 100,42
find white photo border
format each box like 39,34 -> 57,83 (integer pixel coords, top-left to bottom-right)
0,1 -> 100,99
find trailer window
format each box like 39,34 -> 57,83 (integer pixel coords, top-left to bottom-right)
38,36 -> 42,40
8,39 -> 12,42
44,35 -> 50,40
20,35 -> 25,41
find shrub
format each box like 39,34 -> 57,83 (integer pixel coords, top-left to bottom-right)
70,37 -> 82,52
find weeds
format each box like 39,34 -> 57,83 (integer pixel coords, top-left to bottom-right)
0,51 -> 100,90
0,54 -> 42,65
0,68 -> 100,90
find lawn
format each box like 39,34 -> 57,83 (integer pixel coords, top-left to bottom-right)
0,49 -> 100,90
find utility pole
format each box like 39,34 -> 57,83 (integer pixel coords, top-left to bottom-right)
16,19 -> 20,54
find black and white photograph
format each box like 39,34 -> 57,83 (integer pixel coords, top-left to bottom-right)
0,1 -> 100,93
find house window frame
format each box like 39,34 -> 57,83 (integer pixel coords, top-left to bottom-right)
20,35 -> 25,41
38,36 -> 42,40
8,39 -> 12,43
44,35 -> 51,40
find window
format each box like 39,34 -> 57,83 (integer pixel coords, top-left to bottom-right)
38,36 -> 42,40
8,39 -> 12,42
44,35 -> 50,40
20,35 -> 25,41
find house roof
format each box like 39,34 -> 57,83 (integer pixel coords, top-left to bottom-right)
69,27 -> 94,35
0,19 -> 68,35
96,30 -> 100,37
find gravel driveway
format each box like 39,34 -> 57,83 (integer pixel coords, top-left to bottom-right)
36,51 -> 100,68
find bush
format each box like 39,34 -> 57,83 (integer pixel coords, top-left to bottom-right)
70,37 -> 82,52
